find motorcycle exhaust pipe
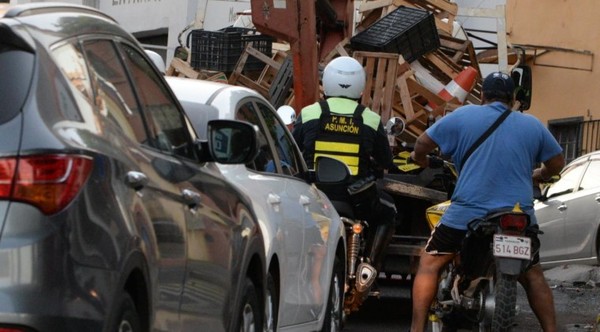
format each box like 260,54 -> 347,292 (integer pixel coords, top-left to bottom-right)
355,262 -> 377,293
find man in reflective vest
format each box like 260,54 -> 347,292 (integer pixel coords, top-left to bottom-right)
292,56 -> 397,274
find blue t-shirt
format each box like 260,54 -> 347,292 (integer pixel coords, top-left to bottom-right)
426,102 -> 563,230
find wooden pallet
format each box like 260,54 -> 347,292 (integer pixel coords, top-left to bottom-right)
351,51 -> 459,142
354,51 -> 404,124
229,44 -> 294,106
166,58 -> 228,83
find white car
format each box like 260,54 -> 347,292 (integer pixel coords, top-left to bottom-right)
535,150 -> 600,268
166,76 -> 347,332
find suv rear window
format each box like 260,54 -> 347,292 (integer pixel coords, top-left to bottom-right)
0,44 -> 34,124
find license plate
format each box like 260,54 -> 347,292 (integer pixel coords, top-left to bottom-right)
493,234 -> 531,260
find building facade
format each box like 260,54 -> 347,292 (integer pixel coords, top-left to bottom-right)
506,0 -> 600,161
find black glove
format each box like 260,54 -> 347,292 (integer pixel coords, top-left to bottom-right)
427,155 -> 444,169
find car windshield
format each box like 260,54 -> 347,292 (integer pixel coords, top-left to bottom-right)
545,160 -> 586,198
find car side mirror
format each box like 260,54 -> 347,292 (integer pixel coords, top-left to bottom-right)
145,49 -> 166,74
207,120 -> 260,164
512,65 -> 532,111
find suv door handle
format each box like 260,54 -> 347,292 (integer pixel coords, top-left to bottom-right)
595,195 -> 600,203
557,203 -> 567,211
125,171 -> 148,190
267,193 -> 281,212
267,193 -> 281,205
182,189 -> 201,208
299,195 -> 310,206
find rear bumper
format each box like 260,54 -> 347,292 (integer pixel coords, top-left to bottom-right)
0,206 -> 119,332
0,245 -> 116,332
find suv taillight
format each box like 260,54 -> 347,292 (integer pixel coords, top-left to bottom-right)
0,155 -> 93,215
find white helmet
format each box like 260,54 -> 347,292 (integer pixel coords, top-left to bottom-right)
322,56 -> 365,99
277,105 -> 296,125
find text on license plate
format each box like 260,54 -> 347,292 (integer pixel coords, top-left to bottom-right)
493,234 -> 531,260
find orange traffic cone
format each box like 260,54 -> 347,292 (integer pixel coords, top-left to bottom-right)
428,66 -> 478,109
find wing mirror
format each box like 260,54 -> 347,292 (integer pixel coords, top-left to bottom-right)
385,117 -> 406,137
145,49 -> 166,74
206,120 -> 260,164
512,64 -> 532,111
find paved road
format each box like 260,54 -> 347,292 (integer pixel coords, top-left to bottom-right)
343,279 -> 412,331
343,265 -> 600,331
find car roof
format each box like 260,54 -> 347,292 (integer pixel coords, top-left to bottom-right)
1,2 -> 114,21
1,2 -> 130,49
568,150 -> 600,166
165,76 -> 263,105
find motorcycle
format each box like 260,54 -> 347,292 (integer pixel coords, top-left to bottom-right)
313,156 -> 378,316
424,156 -> 538,332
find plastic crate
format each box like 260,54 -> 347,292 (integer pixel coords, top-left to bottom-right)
350,6 -> 440,62
189,27 -> 273,73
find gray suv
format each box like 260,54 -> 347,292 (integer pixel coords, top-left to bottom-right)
0,3 -> 265,332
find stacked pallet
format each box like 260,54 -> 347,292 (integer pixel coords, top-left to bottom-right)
166,0 -> 484,146
349,0 -> 483,144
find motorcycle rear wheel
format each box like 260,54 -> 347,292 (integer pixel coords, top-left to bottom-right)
491,273 -> 518,332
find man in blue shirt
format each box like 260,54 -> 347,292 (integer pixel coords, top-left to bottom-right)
409,71 -> 565,332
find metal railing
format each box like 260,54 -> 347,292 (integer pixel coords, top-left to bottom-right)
579,119 -> 600,157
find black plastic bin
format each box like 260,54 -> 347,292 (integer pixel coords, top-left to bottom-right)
350,6 -> 440,62
188,27 -> 273,73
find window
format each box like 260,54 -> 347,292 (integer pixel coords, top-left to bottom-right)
256,102 -> 300,176
0,44 -> 34,124
235,102 -> 275,173
546,160 -> 586,198
118,43 -> 195,159
83,39 -> 149,144
52,42 -> 92,123
579,159 -> 600,191
549,117 -> 582,163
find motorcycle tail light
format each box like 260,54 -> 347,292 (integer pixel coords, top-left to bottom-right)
0,155 -> 93,215
499,214 -> 529,232
352,223 -> 363,234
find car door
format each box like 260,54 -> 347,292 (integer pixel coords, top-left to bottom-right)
564,158 -> 600,260
536,159 -> 587,263
83,38 -> 194,331
254,102 -> 331,324
234,100 -> 306,326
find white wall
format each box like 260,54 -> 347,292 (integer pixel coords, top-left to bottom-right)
102,0 -> 253,65
11,0 -> 253,67
453,0 -> 506,75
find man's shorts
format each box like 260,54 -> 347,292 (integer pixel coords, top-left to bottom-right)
424,223 -> 542,267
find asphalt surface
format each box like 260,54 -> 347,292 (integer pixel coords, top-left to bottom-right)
342,265 -> 600,331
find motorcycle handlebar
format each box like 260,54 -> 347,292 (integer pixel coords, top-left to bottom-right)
428,155 -> 445,169
406,154 -> 446,169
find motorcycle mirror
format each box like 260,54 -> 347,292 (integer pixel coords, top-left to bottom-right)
385,117 -> 406,137
512,64 -> 532,111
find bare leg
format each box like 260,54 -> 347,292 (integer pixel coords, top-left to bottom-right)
410,252 -> 455,332
518,264 -> 557,332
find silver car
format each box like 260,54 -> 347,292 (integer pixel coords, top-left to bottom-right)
166,76 -> 347,332
535,150 -> 600,268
